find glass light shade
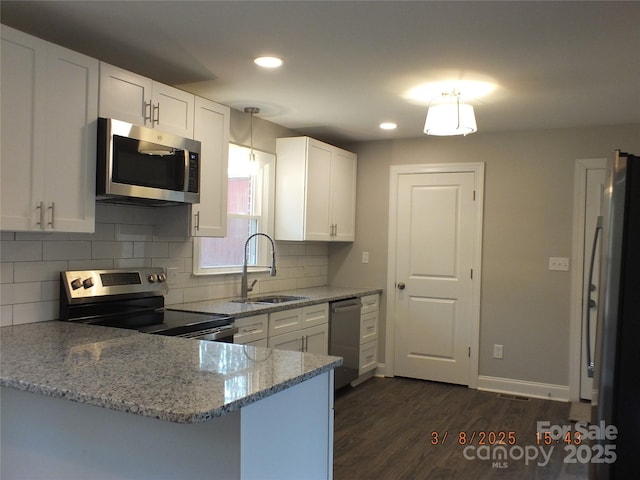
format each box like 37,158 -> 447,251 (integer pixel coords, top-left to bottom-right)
424,96 -> 477,136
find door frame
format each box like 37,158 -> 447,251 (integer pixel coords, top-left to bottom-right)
568,158 -> 607,402
385,163 -> 484,388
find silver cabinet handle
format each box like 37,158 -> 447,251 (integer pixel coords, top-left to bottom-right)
152,103 -> 160,127
36,201 -> 44,228
48,202 -> 55,229
194,211 -> 200,232
144,101 -> 153,125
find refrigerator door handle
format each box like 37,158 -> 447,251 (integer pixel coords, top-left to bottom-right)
585,216 -> 603,378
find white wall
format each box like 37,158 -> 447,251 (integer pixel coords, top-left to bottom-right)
329,123 -> 640,387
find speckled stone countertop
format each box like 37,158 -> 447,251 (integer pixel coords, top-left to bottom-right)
171,285 -> 383,317
0,322 -> 342,424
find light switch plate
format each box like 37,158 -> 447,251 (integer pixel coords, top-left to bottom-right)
549,257 -> 570,271
362,251 -> 370,264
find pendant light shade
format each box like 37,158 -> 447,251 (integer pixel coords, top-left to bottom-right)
424,91 -> 477,136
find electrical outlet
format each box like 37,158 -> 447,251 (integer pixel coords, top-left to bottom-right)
549,257 -> 570,271
362,251 -> 370,264
493,344 -> 504,359
167,267 -> 179,282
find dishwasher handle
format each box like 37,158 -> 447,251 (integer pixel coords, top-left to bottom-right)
332,304 -> 361,314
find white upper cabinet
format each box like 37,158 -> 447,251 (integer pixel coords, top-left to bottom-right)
1,26 -> 98,233
99,63 -> 194,138
275,137 -> 357,241
191,96 -> 230,237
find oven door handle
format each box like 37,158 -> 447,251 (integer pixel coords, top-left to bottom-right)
179,326 -> 238,341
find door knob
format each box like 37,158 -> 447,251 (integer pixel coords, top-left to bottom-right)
397,282 -> 406,290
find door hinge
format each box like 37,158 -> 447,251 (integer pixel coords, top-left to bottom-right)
473,190 -> 476,201
470,268 -> 473,279
468,347 -> 471,358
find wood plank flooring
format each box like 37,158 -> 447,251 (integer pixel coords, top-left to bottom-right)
334,377 -> 588,480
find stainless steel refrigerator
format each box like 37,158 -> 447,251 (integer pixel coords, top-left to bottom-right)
591,150 -> 640,479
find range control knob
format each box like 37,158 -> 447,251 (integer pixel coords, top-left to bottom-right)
82,277 -> 94,289
157,273 -> 167,282
70,278 -> 82,290
148,274 -> 158,283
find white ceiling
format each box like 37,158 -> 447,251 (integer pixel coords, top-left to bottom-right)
2,1 -> 639,143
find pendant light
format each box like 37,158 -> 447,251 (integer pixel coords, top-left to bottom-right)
424,90 -> 477,136
244,106 -> 260,161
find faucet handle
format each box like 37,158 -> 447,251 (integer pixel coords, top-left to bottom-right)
248,278 -> 258,292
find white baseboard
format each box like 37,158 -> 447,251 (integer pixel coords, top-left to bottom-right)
373,363 -> 387,377
477,375 -> 569,402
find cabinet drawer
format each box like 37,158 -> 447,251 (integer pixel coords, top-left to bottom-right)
302,303 -> 328,328
359,341 -> 378,374
268,330 -> 303,352
234,314 -> 268,344
360,294 -> 379,315
360,311 -> 378,344
268,308 -> 303,336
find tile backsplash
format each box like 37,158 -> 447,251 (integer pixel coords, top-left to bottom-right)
0,204 -> 328,326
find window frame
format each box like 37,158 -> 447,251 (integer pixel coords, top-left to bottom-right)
193,144 -> 276,276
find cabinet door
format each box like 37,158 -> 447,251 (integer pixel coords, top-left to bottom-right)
330,150 -> 357,241
191,97 -> 229,237
304,141 -> 332,240
359,341 -> 378,374
1,28 -> 45,231
43,43 -> 98,233
99,63 -> 151,126
151,82 -> 194,138
304,324 -> 329,355
268,330 -> 303,352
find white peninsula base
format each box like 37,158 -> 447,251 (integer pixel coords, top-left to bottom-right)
1,371 -> 334,480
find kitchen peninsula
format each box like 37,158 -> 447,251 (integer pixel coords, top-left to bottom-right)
0,322 -> 341,479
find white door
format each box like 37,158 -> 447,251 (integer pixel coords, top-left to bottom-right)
393,170 -> 478,385
580,167 -> 606,399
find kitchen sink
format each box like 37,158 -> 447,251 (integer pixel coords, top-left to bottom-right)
232,295 -> 307,305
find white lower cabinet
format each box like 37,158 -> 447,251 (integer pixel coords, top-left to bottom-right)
267,303 -> 329,354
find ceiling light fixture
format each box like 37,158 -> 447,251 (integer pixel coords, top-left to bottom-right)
424,90 -> 477,136
254,56 -> 283,68
379,122 -> 397,130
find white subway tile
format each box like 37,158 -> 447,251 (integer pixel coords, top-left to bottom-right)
70,222 -> 115,241
1,305 -> 13,326
169,241 -> 193,259
114,258 -> 152,268
43,241 -> 92,261
116,224 -> 154,241
41,281 -> 59,301
14,261 -> 68,282
13,300 -> 59,324
133,242 -> 169,258
68,259 -> 114,270
1,263 -> 14,283
92,241 -> 133,259
16,231 -> 69,241
1,282 -> 41,305
1,241 -> 42,262
1,232 -> 15,241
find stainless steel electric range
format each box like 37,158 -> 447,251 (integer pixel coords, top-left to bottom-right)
59,268 -> 236,342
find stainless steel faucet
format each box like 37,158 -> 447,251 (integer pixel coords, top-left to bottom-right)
241,233 -> 276,299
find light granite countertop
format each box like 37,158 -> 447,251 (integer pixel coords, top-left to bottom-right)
0,321 -> 342,424
170,285 -> 383,317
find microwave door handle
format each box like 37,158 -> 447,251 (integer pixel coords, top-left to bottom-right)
183,150 -> 190,192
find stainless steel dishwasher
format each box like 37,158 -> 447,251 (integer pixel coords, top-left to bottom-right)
329,297 -> 361,389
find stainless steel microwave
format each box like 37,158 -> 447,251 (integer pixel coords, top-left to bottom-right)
97,118 -> 201,205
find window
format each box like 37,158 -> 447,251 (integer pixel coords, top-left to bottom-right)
194,144 -> 275,275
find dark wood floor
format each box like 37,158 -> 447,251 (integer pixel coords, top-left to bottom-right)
334,377 -> 588,480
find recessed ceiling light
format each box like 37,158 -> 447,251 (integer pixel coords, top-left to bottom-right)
379,122 -> 397,130
254,56 -> 283,68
